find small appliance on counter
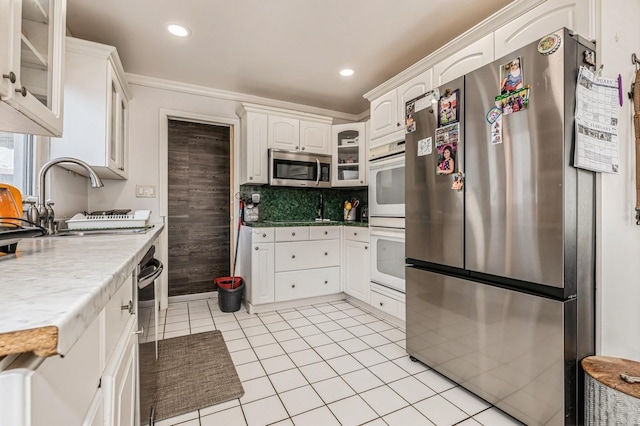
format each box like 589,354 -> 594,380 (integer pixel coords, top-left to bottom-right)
360,205 -> 369,223
244,194 -> 260,223
64,210 -> 152,232
0,184 -> 46,254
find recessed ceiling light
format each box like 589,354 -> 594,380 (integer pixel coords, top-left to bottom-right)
340,69 -> 355,77
167,24 -> 191,37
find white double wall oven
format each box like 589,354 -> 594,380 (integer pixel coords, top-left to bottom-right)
368,140 -> 406,294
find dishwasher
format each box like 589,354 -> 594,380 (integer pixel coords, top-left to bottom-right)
136,245 -> 163,426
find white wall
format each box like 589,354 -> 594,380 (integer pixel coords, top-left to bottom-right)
596,0 -> 640,360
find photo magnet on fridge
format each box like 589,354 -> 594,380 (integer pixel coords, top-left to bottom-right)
438,89 -> 459,127
435,123 -> 459,175
500,56 -> 524,94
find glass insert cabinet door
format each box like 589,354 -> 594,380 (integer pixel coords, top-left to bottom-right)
331,122 -> 367,187
0,0 -> 66,136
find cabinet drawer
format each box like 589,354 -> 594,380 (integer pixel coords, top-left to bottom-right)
309,226 -> 340,240
370,290 -> 405,321
275,226 -> 309,242
275,240 -> 340,272
251,227 -> 275,243
275,267 -> 340,302
105,277 -> 134,362
344,227 -> 369,243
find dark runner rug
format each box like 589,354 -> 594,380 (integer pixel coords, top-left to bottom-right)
140,330 -> 244,423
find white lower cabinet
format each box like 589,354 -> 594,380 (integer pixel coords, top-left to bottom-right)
343,228 -> 370,304
275,240 -> 340,272
102,316 -> 137,426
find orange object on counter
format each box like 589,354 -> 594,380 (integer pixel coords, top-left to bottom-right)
0,184 -> 23,226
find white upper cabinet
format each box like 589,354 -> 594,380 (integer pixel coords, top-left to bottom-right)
396,69 -> 433,128
370,68 -> 432,144
494,0 -> 595,59
0,0 -> 66,136
238,107 -> 269,184
332,122 -> 367,187
369,89 -> 399,141
50,37 -> 131,179
268,115 -> 331,155
300,120 -> 331,154
268,115 -> 299,151
433,33 -> 494,86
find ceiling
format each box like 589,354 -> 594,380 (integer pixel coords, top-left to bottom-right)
65,0 -> 512,116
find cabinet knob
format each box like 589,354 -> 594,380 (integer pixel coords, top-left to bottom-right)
354,232 -> 358,236
121,300 -> 133,313
324,252 -> 328,256
291,284 -> 296,288
365,246 -> 368,250
134,327 -> 144,335
295,147 -> 299,150
397,122 -> 401,127
16,86 -> 27,97
262,233 -> 267,237
291,232 -> 296,236
302,147 -> 305,150
324,231 -> 328,235
255,246 -> 259,251
249,176 -> 253,180
3,72 -> 16,83
379,302 -> 384,307
324,280 -> 328,284
292,254 -> 296,259
360,180 -> 364,184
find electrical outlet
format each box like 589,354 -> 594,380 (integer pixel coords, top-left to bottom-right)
135,185 -> 156,198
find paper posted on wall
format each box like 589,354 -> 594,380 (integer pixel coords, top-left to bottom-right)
573,66 -> 620,173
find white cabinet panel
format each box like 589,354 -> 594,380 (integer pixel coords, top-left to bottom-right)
268,115 -> 300,151
104,277 -> 134,363
344,227 -> 369,243
251,242 -> 275,304
332,122 -> 367,187
250,227 -> 275,243
275,226 -> 310,242
102,317 -> 137,426
370,287 -> 405,321
275,240 -> 340,272
240,111 -> 268,184
370,89 -> 399,140
275,267 -> 340,301
300,120 -> 331,154
344,240 -> 370,304
82,389 -> 104,426
433,34 -> 494,86
494,0 -> 595,59
396,69 -> 433,126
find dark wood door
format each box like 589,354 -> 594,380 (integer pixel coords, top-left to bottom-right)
167,120 -> 230,296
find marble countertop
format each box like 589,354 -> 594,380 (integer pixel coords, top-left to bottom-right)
0,225 -> 164,357
245,221 -> 369,228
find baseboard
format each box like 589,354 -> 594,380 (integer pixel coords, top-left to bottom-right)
167,291 -> 218,304
245,293 -> 347,315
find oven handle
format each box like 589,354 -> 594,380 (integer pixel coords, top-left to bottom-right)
370,226 -> 405,239
315,158 -> 320,186
138,259 -> 163,290
369,152 -> 405,170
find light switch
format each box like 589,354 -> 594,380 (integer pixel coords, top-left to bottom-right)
136,185 -> 156,198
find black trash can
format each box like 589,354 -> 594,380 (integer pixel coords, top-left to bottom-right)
216,278 -> 245,313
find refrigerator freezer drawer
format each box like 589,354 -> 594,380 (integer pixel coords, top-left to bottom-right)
406,267 -> 573,426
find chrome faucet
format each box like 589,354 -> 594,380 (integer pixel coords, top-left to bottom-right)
34,157 -> 104,232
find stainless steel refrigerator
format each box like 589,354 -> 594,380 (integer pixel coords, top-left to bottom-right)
405,29 -> 595,426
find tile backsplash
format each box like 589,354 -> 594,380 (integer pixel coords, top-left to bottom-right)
240,185 -> 367,222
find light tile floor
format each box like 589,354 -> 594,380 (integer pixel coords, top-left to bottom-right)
141,298 -> 525,426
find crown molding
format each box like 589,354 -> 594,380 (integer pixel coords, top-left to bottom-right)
125,73 -> 364,122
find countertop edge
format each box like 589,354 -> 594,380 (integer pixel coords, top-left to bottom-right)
0,225 -> 164,357
0,326 -> 58,357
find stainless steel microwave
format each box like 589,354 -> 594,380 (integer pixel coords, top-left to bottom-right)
268,149 -> 332,188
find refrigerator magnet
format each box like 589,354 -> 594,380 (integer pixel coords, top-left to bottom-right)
417,137 -> 432,156
495,86 -> 530,116
435,123 -> 459,175
486,106 -> 502,124
500,57 -> 524,94
405,99 -> 417,133
491,115 -> 503,145
438,89 -> 459,127
451,171 -> 464,190
538,33 -> 561,56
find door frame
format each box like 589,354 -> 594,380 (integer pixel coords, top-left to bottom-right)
158,108 -> 240,309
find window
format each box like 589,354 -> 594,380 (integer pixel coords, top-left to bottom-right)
0,132 -> 35,196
